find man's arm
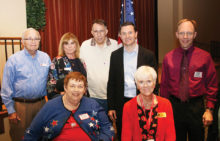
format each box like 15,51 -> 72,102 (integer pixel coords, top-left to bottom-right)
1,60 -> 16,114
204,55 -> 218,109
203,55 -> 218,126
1,59 -> 22,123
160,56 -> 169,98
107,53 -> 117,121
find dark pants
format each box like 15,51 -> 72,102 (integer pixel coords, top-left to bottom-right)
115,97 -> 132,141
207,85 -> 220,141
169,95 -> 205,141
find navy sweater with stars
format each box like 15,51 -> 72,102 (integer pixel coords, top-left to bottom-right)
23,96 -> 114,141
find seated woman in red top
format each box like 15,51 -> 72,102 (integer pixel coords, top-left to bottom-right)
24,72 -> 114,141
121,66 -> 176,141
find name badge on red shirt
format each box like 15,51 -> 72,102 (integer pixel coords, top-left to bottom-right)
157,112 -> 166,118
194,72 -> 202,78
79,113 -> 90,120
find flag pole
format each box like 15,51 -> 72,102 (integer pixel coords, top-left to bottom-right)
123,0 -> 126,23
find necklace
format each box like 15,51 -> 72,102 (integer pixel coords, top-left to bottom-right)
140,94 -> 153,109
63,95 -> 80,111
139,94 -> 155,132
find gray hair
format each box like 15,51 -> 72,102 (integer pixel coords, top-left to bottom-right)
21,28 -> 41,40
134,66 -> 157,83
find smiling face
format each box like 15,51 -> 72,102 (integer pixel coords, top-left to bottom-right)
64,79 -> 86,104
22,29 -> 40,56
136,74 -> 155,96
176,21 -> 197,50
119,25 -> 137,48
63,39 -> 76,56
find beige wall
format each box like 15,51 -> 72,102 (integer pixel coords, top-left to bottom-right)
158,0 -> 220,64
183,0 -> 220,44
0,0 -> 26,84
0,0 -> 27,37
158,0 -> 175,64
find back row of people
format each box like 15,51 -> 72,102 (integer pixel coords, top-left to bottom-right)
1,18 -> 218,141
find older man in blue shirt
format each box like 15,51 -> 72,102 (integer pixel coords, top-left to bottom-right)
1,28 -> 51,141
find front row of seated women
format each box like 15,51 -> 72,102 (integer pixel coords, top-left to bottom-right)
23,66 -> 175,141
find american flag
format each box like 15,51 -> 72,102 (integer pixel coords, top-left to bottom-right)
118,0 -> 136,47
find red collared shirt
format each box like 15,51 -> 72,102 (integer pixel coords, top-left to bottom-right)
160,46 -> 218,108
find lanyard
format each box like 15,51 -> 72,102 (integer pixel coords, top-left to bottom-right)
139,94 -> 155,132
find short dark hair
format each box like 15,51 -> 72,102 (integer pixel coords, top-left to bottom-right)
92,19 -> 107,27
119,22 -> 137,32
177,19 -> 197,32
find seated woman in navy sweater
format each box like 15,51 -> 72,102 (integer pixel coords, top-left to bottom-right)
24,72 -> 114,141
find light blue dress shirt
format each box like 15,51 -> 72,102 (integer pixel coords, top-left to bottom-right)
123,45 -> 138,98
1,48 -> 51,114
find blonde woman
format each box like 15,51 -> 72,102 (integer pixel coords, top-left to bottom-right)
47,33 -> 86,99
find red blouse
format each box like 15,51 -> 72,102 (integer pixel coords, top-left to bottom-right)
122,96 -> 176,141
54,110 -> 91,141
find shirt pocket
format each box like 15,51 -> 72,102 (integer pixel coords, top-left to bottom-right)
39,64 -> 50,77
189,65 -> 204,81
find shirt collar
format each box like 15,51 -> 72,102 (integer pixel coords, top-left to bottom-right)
23,48 -> 38,58
124,44 -> 139,53
90,38 -> 111,46
178,45 -> 194,54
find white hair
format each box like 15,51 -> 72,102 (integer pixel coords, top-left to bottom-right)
21,28 -> 40,40
134,66 -> 157,83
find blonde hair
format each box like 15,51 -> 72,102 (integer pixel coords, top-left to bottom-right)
58,32 -> 80,58
134,66 -> 157,83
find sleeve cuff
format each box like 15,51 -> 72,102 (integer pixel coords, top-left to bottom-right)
206,101 -> 215,109
7,106 -> 16,115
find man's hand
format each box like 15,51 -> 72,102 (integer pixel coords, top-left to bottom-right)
8,112 -> 21,124
108,110 -> 117,121
202,109 -> 213,126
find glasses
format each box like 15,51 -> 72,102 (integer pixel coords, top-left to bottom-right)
93,30 -> 105,35
23,38 -> 40,42
178,32 -> 194,37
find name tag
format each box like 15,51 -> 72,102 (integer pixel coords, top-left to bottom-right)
157,112 -> 166,118
40,63 -> 49,67
147,139 -> 155,141
64,67 -> 71,71
79,113 -> 90,120
194,72 -> 202,78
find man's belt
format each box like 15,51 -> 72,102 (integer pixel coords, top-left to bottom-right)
169,95 -> 204,103
13,97 -> 45,103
